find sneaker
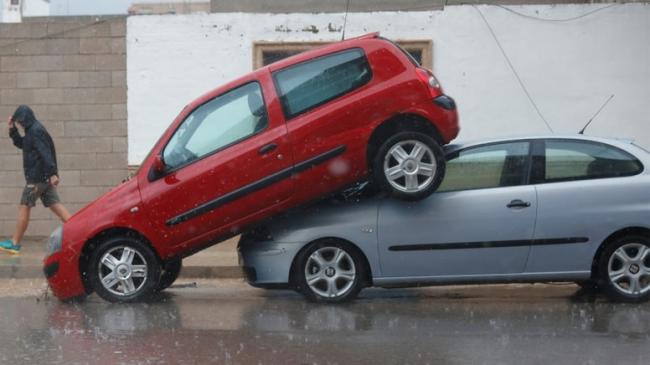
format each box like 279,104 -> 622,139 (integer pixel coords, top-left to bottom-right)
0,240 -> 20,255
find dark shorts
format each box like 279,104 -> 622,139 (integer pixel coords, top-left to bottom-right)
20,183 -> 60,208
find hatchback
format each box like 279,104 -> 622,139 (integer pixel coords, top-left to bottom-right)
44,33 -> 459,302
239,135 -> 650,303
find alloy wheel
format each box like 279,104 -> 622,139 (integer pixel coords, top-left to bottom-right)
304,247 -> 356,298
383,140 -> 436,193
607,243 -> 650,296
98,246 -> 149,297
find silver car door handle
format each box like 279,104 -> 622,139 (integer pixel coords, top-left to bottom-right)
507,199 -> 531,209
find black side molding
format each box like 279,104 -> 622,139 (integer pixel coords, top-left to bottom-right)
389,237 -> 589,251
166,145 -> 347,226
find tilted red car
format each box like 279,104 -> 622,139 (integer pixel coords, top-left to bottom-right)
43,32 -> 459,302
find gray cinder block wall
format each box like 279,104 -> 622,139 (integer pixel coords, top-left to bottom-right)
0,18 -> 127,237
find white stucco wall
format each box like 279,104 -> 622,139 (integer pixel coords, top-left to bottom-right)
127,4 -> 650,164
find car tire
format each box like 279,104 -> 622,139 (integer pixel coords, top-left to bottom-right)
598,235 -> 650,303
88,236 -> 161,303
157,258 -> 182,292
372,131 -> 445,201
294,240 -> 366,303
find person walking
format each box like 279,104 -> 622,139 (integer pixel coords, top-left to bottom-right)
0,105 -> 71,255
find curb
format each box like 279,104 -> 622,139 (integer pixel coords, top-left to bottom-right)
0,265 -> 244,280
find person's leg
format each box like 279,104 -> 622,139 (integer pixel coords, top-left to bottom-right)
11,205 -> 31,244
43,184 -> 70,222
49,203 -> 71,222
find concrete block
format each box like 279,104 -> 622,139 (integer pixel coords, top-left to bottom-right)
95,87 -> 126,104
25,219 -> 60,236
80,38 -> 112,55
59,153 -> 97,170
111,104 -> 126,120
63,55 -> 95,71
46,104 -> 80,121
0,154 -> 21,171
46,38 -> 80,55
16,72 -> 48,88
96,152 -> 127,169
56,137 -> 112,153
58,186 -> 110,203
0,171 -> 23,187
79,71 -> 111,87
62,22 -> 111,38
33,88 -> 64,105
1,56 -> 31,72
30,23 -> 48,39
111,71 -> 126,87
112,137 -> 127,153
30,56 -> 65,72
0,55 -> 63,72
0,73 -> 16,89
10,40 -> 48,56
95,55 -> 125,71
0,187 -> 22,203
0,24 -> 31,39
58,170 -> 81,186
79,104 -> 112,120
65,120 -> 125,137
110,21 -> 127,37
0,89 -> 34,105
44,121 -> 64,137
80,169 -> 127,186
47,23 -> 65,37
111,38 -> 126,54
47,71 -> 79,88
62,88 -> 95,104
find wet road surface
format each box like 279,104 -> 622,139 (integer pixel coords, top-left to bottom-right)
1,279 -> 649,364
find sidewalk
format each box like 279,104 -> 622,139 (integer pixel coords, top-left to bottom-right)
0,236 -> 242,279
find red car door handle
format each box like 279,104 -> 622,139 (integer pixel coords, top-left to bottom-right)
258,143 -> 278,155
507,199 -> 531,209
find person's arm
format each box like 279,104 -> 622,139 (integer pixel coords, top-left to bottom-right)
33,130 -> 58,182
7,117 -> 23,149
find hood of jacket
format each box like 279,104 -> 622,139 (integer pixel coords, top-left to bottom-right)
12,105 -> 37,129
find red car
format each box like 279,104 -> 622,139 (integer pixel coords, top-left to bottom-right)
43,33 -> 459,302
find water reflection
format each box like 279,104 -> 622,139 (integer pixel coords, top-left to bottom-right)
3,286 -> 649,364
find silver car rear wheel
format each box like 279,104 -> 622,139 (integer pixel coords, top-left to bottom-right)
607,243 -> 650,296
599,236 -> 650,302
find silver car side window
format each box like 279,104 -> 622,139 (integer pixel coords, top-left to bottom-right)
438,141 -> 529,192
544,140 -> 642,183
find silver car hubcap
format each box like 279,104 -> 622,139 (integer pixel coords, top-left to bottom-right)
305,247 -> 356,298
384,140 -> 436,193
99,246 -> 148,296
608,243 -> 650,296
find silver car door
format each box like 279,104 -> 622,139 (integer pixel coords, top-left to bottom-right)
377,140 -> 536,278
527,139 -> 647,274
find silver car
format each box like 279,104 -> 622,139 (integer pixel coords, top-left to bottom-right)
238,135 -> 650,303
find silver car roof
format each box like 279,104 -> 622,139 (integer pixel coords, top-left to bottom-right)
445,134 -> 646,156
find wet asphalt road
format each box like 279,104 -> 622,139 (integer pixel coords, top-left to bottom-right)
1,279 -> 649,365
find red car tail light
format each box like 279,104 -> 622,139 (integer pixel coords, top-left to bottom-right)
416,68 -> 443,98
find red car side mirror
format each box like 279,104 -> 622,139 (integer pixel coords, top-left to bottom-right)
153,154 -> 166,172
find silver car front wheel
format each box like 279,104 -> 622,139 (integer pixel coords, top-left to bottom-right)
295,241 -> 366,303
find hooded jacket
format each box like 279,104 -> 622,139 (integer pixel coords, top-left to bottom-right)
9,105 -> 58,184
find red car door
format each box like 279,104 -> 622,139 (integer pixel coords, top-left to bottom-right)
271,48 -> 376,201
139,74 -> 292,252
